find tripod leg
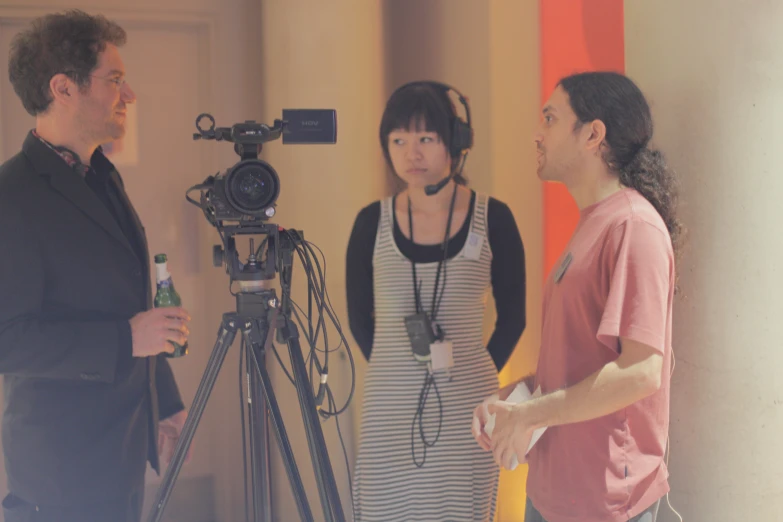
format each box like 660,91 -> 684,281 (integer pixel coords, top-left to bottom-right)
244,325 -> 316,522
146,314 -> 240,522
247,335 -> 273,522
280,319 -> 346,522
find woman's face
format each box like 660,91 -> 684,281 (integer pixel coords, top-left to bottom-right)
387,127 -> 452,190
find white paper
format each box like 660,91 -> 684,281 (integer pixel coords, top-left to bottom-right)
483,382 -> 547,470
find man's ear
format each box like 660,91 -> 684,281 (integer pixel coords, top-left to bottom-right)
49,73 -> 75,106
584,118 -> 607,154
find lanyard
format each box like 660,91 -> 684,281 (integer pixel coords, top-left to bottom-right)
408,183 -> 458,321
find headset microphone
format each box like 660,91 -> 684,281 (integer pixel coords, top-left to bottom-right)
425,174 -> 453,196
425,151 -> 468,196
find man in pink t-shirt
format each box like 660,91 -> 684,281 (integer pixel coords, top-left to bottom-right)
472,72 -> 683,522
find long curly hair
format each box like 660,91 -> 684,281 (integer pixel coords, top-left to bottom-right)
559,71 -> 685,267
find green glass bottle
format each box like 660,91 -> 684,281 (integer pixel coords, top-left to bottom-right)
154,253 -> 188,357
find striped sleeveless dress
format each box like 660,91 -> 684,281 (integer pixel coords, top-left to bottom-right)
352,193 -> 499,522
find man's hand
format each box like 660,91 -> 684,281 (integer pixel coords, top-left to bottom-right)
472,393 -> 498,451
159,410 -> 190,465
487,401 -> 535,470
130,307 -> 191,357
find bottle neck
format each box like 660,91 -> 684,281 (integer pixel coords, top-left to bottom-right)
155,262 -> 171,284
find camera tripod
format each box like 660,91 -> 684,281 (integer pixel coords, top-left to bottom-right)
146,227 -> 346,522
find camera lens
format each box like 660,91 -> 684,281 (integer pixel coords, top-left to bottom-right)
225,160 -> 280,214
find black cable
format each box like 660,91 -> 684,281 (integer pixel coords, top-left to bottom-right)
410,370 -> 444,468
280,232 -> 355,416
299,239 -> 356,402
286,268 -> 330,411
405,185 -> 456,468
302,240 -> 347,354
326,385 -> 353,510
291,237 -> 330,355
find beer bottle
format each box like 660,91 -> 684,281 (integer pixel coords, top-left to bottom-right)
153,253 -> 188,357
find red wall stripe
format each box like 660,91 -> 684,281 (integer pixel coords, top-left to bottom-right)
541,0 -> 625,278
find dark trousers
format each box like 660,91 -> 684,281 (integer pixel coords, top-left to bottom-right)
2,489 -> 144,522
525,496 -> 661,522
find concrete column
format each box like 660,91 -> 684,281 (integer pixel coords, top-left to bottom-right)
257,1 -> 387,520
626,1 -> 783,520
488,2 -> 541,520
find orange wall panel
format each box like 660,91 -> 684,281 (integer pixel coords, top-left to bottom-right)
541,0 -> 625,278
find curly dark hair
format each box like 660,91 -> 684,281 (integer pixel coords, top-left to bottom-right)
559,71 -> 685,265
8,10 -> 126,116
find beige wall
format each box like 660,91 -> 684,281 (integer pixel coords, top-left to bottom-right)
626,1 -> 783,520
487,2 -> 541,518
255,2 -> 387,520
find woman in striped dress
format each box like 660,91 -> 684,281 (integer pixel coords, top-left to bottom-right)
346,81 -> 527,521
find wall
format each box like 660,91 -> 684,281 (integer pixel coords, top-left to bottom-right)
256,2 -> 386,520
626,0 -> 783,519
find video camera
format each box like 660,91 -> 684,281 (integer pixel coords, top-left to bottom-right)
188,110 -> 337,226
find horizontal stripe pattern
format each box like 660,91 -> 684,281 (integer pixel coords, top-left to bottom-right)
353,194 -> 499,522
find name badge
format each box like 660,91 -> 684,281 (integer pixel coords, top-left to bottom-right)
430,340 -> 454,372
463,231 -> 484,260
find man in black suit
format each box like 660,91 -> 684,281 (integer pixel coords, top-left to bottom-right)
0,10 -> 191,522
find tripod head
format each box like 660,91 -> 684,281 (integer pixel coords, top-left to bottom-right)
211,223 -> 297,292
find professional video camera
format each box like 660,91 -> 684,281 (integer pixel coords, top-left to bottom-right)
188,110 -> 337,225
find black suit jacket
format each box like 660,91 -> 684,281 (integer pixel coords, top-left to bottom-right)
0,132 -> 184,506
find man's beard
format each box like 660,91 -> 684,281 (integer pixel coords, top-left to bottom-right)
107,119 -> 126,141
77,101 -> 125,146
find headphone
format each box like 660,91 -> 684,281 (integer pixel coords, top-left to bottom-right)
390,80 -> 473,158
388,81 -> 473,195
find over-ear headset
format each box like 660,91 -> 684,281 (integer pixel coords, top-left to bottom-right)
389,80 -> 473,159
388,81 -> 473,195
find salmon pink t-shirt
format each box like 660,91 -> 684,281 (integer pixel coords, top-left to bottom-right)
527,188 -> 674,522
